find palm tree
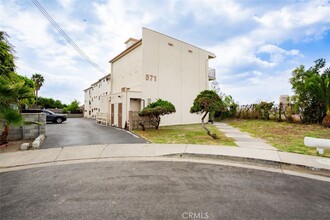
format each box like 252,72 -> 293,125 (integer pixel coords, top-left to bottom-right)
0,108 -> 23,145
31,73 -> 44,107
0,74 -> 35,145
306,67 -> 330,127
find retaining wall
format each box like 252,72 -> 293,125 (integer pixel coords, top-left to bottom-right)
67,113 -> 83,118
8,113 -> 46,140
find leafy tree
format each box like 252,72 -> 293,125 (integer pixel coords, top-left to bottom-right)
0,108 -> 23,145
138,99 -> 176,130
305,66 -> 330,127
290,59 -> 329,126
63,100 -> 81,113
190,90 -> 224,139
38,97 -> 55,109
0,32 -> 35,144
0,31 -> 15,76
36,97 -> 66,109
215,95 -> 238,120
256,101 -> 274,120
54,100 -> 64,108
31,73 -> 44,107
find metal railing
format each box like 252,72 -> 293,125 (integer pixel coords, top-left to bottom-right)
208,68 -> 216,80
96,113 -> 110,126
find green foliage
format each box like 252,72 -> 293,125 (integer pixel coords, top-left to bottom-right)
190,90 -> 224,139
31,73 -> 44,92
31,73 -> 44,106
190,90 -> 224,114
305,67 -> 330,114
290,59 -> 329,125
215,95 -> 238,120
139,99 -> 176,129
0,108 -> 23,127
0,32 -> 35,144
256,101 -> 274,120
63,100 -> 81,113
0,31 -> 15,76
0,107 -> 24,145
0,72 -> 35,108
38,97 -> 66,109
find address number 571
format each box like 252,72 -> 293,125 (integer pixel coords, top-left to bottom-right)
145,74 -> 157,82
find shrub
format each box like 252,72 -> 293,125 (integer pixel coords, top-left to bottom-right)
190,90 -> 224,139
138,99 -> 175,130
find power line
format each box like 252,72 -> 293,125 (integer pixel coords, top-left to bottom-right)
30,0 -> 107,75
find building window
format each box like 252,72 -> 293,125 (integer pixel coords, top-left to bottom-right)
188,49 -> 193,53
147,98 -> 151,105
168,42 -> 173,47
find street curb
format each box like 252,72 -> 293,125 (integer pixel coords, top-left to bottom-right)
1,151 -> 329,179
166,153 -> 330,178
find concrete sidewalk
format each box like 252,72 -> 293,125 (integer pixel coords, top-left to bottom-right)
214,122 -> 278,150
0,144 -> 329,176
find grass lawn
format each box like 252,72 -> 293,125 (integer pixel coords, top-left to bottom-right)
226,119 -> 330,157
134,124 -> 236,146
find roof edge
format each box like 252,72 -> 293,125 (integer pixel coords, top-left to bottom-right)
109,39 -> 142,63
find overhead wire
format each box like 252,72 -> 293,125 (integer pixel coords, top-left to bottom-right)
30,0 -> 107,75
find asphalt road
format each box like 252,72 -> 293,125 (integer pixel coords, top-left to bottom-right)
1,161 -> 329,220
41,118 -> 147,148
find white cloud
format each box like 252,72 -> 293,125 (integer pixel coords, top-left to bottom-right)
257,44 -> 301,63
253,1 -> 330,43
1,0 -> 330,106
183,0 -> 251,24
220,69 -> 294,105
208,0 -> 330,103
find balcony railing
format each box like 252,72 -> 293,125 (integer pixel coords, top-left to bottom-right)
208,68 -> 216,80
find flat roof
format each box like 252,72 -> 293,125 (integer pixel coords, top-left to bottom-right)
84,74 -> 111,91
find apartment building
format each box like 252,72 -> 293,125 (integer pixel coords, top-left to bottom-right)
109,27 -> 216,128
84,74 -> 110,119
84,28 -> 216,128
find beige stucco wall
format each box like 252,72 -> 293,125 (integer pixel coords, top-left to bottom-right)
111,46 -> 143,94
110,91 -> 143,126
84,89 -> 91,118
141,28 -> 213,126
84,75 -> 110,119
108,28 -> 215,128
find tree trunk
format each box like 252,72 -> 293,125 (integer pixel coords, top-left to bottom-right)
0,126 -> 9,145
201,112 -> 218,139
35,89 -> 39,108
139,122 -> 145,131
155,116 -> 161,130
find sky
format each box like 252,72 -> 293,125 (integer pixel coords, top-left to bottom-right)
1,0 -> 330,105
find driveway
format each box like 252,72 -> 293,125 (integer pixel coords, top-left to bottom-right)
41,118 -> 146,148
1,161 -> 329,219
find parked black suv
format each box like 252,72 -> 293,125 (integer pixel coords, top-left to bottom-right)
22,109 -> 67,124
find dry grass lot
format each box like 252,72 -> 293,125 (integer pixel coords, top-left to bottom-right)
226,119 -> 330,157
0,139 -> 33,153
134,124 -> 236,146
